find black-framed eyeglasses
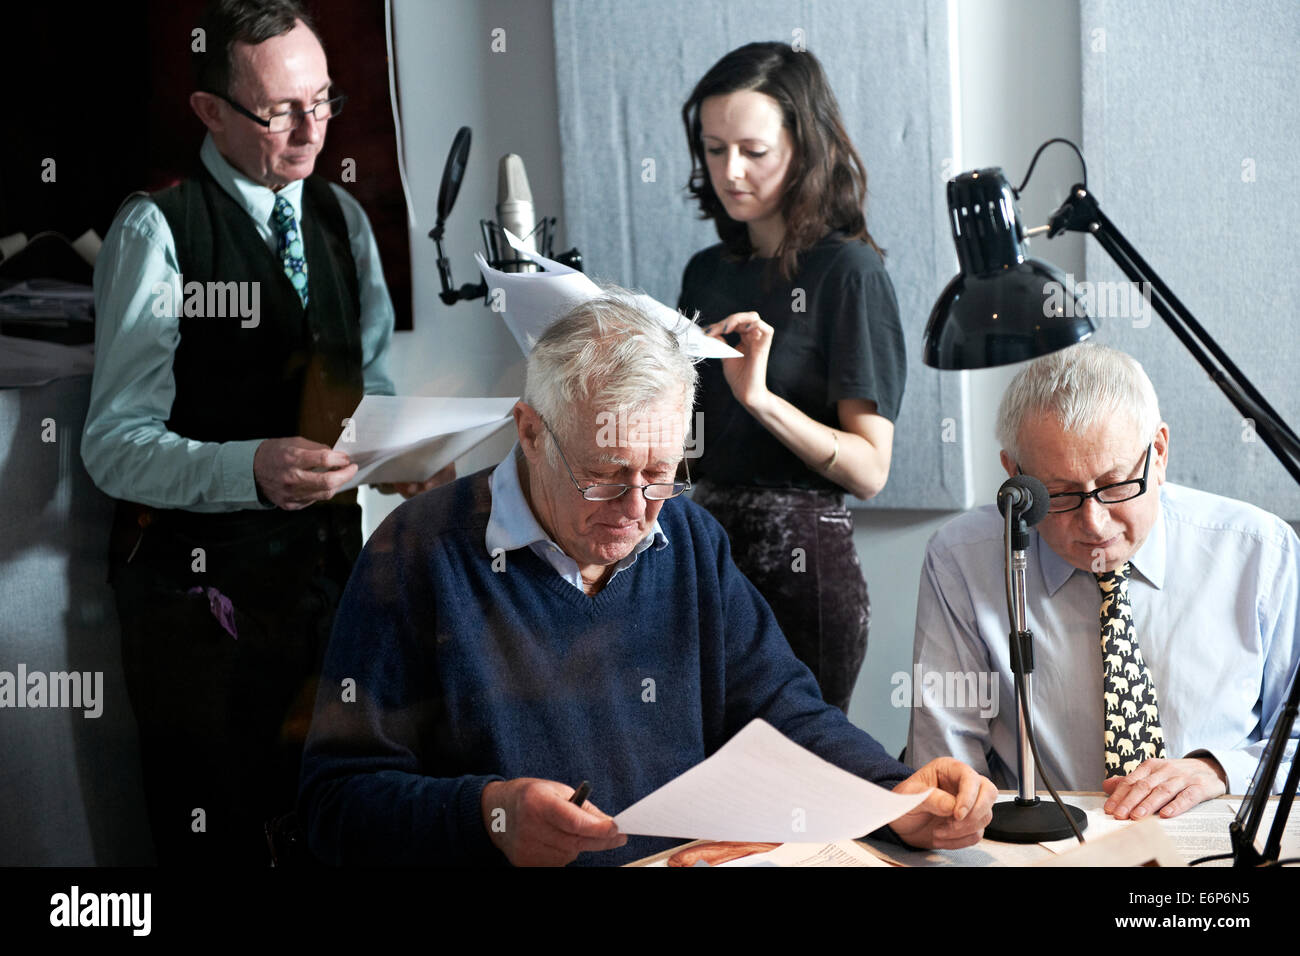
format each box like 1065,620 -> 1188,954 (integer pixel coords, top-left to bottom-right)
1019,441 -> 1153,514
208,91 -> 347,133
542,418 -> 691,501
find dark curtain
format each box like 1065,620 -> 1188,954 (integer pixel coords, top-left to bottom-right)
0,0 -> 413,329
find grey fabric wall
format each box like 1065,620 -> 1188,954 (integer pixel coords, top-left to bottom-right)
1080,0 -> 1300,518
552,0 -> 970,508
0,376 -> 152,864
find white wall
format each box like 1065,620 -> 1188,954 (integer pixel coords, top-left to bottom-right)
849,0 -> 1084,754
377,0 -> 1087,758
363,0 -> 567,534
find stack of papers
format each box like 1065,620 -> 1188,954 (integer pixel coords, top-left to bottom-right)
333,395 -> 517,489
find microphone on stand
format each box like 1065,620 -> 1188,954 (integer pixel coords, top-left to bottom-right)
997,475 -> 1049,524
998,475 -> 1049,550
986,473 -> 1089,844
428,126 -> 583,305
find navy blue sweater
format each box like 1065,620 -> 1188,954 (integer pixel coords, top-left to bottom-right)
299,468 -> 913,865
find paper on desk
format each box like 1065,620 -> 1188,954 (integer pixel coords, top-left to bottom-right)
613,719 -> 929,843
717,840 -> 892,867
475,230 -> 740,360
333,395 -> 517,489
1039,807 -> 1129,854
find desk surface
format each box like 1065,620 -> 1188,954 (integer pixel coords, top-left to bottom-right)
629,793 -> 1299,867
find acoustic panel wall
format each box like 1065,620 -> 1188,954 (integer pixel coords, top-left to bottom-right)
552,0 -> 969,508
1081,0 -> 1300,518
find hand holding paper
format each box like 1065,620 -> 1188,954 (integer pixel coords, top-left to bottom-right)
332,395 -> 517,491
887,756 -> 999,850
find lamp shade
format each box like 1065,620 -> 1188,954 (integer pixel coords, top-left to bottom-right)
924,168 -> 1095,369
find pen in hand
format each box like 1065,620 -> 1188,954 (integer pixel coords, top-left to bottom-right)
570,780 -> 591,807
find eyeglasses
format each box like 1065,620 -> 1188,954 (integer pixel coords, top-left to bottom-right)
542,418 -> 691,501
209,91 -> 347,133
1019,441 -> 1153,514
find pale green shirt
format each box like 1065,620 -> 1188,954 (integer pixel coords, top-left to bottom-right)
81,134 -> 396,511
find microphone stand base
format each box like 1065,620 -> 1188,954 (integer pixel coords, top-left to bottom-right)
985,797 -> 1088,844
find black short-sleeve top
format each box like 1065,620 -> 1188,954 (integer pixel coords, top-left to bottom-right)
678,232 -> 906,491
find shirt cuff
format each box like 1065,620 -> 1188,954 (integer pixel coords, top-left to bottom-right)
217,439 -> 273,510
1187,748 -> 1246,795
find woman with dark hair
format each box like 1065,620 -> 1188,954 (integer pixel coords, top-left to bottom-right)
678,42 -> 906,713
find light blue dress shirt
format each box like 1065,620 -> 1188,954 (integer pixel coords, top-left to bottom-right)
485,443 -> 668,592
908,482 -> 1300,795
81,133 -> 397,512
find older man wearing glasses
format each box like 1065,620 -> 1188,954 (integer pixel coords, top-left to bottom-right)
908,343 -> 1300,820
80,1 -> 448,864
300,295 -> 999,866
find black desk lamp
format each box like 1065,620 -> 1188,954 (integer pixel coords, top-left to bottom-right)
924,138 -> 1300,863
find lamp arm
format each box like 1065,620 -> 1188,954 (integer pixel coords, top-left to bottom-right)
1049,185 -> 1300,484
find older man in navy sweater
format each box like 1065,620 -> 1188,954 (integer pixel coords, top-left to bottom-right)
300,294 -> 996,866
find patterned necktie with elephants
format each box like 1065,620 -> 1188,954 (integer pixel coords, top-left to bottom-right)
1096,562 -> 1167,777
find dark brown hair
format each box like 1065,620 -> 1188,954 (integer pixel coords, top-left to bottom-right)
682,42 -> 882,280
193,0 -> 320,97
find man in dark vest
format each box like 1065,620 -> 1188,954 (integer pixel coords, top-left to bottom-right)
82,0 -> 446,864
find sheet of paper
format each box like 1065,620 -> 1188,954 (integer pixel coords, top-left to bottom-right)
1155,797 -> 1237,863
476,231 -> 741,359
1036,815 -> 1187,866
716,840 -> 892,867
333,395 -> 517,489
1039,807 -> 1130,854
612,719 -> 929,843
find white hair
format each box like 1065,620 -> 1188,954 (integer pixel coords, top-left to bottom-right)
995,342 -> 1162,461
524,292 -> 700,459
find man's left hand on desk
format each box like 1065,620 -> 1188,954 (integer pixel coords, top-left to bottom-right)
888,757 -> 997,849
1102,755 -> 1228,820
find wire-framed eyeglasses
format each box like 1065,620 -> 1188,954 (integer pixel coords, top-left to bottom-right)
542,418 -> 691,501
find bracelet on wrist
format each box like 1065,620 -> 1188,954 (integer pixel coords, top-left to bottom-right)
821,429 -> 839,472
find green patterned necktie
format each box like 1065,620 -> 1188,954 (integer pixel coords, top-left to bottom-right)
1095,562 -> 1167,777
272,194 -> 309,307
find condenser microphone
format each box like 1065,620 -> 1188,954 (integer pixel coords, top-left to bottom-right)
496,154 -> 537,272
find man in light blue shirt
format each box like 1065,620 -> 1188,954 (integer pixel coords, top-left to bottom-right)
908,343 -> 1299,821
83,132 -> 397,509
80,0 -> 445,864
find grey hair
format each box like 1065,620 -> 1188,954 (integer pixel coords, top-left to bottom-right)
523,292 -> 700,458
995,342 -> 1162,462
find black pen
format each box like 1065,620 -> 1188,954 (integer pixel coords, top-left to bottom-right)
570,780 -> 591,807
